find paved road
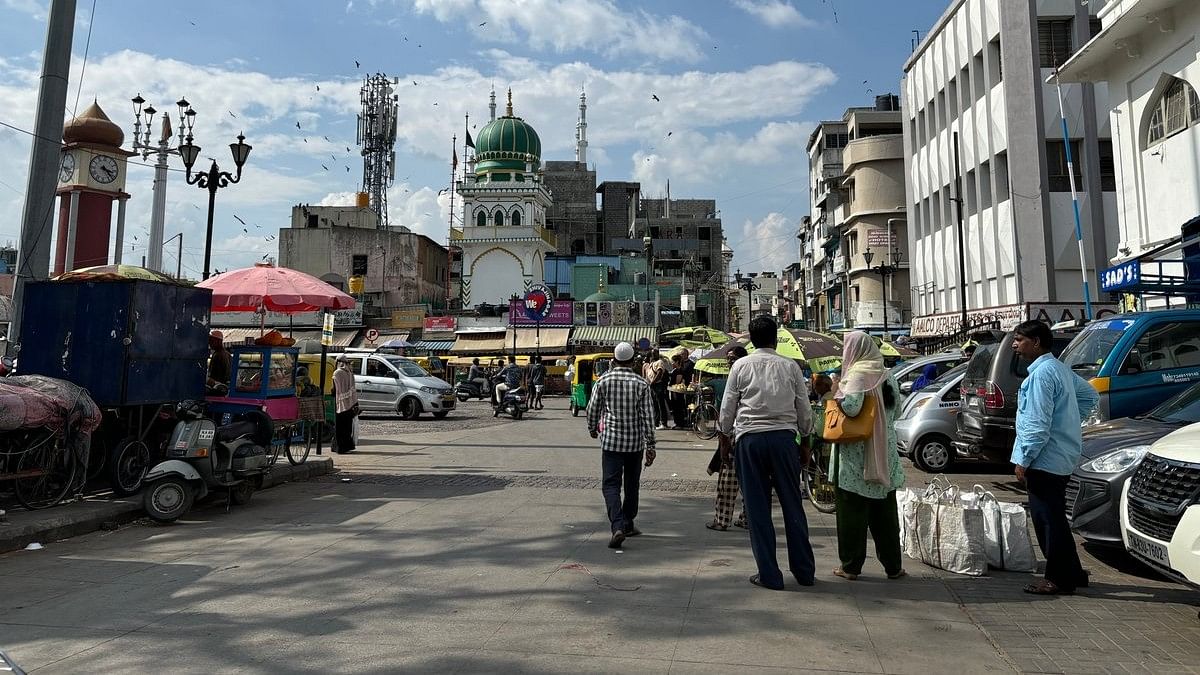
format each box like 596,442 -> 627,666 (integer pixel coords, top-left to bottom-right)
2,397 -> 1197,673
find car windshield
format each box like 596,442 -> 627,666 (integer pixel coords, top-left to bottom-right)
385,357 -> 429,378
964,343 -> 997,381
1147,382 -> 1200,424
1059,320 -> 1135,376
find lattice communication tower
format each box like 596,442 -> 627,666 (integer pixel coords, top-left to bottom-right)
356,74 -> 399,229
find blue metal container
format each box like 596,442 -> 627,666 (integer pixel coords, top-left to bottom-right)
18,280 -> 212,406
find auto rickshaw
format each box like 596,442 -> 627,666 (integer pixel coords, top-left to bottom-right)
568,352 -> 613,417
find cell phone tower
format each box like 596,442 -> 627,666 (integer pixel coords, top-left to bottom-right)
356,74 -> 399,229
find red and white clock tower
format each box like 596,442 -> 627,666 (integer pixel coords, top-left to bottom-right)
54,100 -> 133,274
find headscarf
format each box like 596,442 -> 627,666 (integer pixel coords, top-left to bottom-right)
912,364 -> 939,392
835,331 -> 889,484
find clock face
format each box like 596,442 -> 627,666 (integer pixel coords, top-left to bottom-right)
59,152 -> 75,183
89,155 -> 119,184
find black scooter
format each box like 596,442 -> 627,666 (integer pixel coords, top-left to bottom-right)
454,375 -> 492,402
491,377 -> 528,420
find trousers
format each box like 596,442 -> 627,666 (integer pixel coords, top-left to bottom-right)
601,450 -> 643,534
834,488 -> 902,576
735,430 -> 815,588
335,410 -> 355,453
1026,468 -> 1085,591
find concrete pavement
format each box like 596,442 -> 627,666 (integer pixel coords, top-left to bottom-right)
0,398 -> 1197,673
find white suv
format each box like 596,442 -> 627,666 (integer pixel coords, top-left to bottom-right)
1120,421 -> 1200,588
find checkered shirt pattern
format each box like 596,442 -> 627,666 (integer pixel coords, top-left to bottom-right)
587,366 -> 656,453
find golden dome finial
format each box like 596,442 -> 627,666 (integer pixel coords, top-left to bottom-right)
506,88 -> 513,116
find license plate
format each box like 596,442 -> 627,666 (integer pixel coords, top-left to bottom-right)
442,394 -> 455,402
1127,529 -> 1170,566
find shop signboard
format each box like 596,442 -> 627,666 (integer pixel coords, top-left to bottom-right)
424,316 -> 457,331
391,308 -> 425,329
508,297 -> 573,326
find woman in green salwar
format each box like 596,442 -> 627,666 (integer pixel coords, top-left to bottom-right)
830,331 -> 907,581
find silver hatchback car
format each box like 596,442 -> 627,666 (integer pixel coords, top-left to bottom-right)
896,364 -> 966,473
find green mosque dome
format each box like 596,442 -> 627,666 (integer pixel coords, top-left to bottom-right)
475,90 -> 542,173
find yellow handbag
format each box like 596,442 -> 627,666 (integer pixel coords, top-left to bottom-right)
823,395 -> 877,443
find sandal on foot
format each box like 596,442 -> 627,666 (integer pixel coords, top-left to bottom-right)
749,574 -> 784,591
887,569 -> 908,580
1024,580 -> 1071,595
833,567 -> 858,581
733,520 -> 748,529
705,520 -> 728,531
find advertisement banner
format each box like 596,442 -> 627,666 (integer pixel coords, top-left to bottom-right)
866,229 -> 893,249
910,302 -> 1119,338
423,316 -> 457,331
508,298 -> 573,326
391,308 -> 426,329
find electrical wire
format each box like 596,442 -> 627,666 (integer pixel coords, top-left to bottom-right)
70,0 -> 99,117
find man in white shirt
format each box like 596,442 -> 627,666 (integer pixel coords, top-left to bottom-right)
717,316 -> 815,590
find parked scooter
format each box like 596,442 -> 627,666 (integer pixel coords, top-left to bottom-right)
142,401 -> 272,523
491,379 -> 528,420
454,377 -> 492,402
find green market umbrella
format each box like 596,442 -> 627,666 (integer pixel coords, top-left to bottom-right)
695,328 -> 843,375
659,325 -> 732,348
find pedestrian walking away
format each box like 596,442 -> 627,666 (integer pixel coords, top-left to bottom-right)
587,341 -> 657,549
643,349 -> 670,429
717,316 -> 816,590
706,345 -> 748,531
1010,320 -> 1099,595
333,355 -> 360,454
527,355 -> 547,410
830,331 -> 907,582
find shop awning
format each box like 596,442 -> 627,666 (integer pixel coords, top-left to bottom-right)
450,331 -> 508,353
504,328 -> 571,352
410,340 -> 456,352
569,325 -> 658,348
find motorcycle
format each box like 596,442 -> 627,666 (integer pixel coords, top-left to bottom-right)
454,376 -> 492,402
491,380 -> 528,420
142,401 -> 272,524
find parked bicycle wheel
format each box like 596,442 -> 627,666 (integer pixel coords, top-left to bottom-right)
692,403 -> 719,440
802,445 -> 837,514
287,423 -> 313,465
14,436 -> 77,510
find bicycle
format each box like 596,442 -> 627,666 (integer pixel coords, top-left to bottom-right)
688,385 -> 719,440
801,438 -> 837,514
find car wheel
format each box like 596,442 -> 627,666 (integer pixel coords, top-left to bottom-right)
456,391 -> 470,402
398,398 -> 421,420
913,435 -> 955,473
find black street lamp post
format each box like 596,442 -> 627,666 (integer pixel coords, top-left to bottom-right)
734,269 -> 760,332
863,246 -> 904,337
177,104 -> 252,280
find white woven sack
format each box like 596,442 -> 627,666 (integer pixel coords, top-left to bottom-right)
905,490 -> 988,576
974,486 -> 1036,572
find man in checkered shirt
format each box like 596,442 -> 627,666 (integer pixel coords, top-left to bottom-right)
588,342 -> 657,549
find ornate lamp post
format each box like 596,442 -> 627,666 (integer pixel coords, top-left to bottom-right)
130,94 -> 191,271
177,105 -> 251,280
734,269 -> 760,332
863,244 -> 904,337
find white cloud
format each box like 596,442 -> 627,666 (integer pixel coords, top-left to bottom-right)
732,0 -> 812,28
2,0 -> 45,18
730,212 -> 797,274
409,0 -> 709,62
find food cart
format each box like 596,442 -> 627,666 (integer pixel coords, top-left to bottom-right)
205,345 -> 319,465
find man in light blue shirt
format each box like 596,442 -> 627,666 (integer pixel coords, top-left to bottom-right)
1010,320 -> 1099,596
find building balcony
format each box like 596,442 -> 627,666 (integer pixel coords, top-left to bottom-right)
842,135 -> 904,172
456,225 -> 557,248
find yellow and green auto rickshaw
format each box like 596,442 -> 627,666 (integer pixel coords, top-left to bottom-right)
569,352 -> 613,417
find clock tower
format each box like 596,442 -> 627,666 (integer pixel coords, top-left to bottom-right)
54,100 -> 133,274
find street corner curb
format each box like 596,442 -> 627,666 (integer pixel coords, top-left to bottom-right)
0,458 -> 334,555
262,456 -> 335,489
0,499 -> 142,555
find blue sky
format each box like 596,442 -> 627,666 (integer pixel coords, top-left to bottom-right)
0,0 -> 947,278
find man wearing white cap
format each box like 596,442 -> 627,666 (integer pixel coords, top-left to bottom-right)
587,341 -> 657,548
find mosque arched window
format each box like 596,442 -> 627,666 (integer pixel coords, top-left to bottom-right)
1146,76 -> 1200,146
493,210 -> 505,227
510,210 -> 522,227
476,210 -> 487,228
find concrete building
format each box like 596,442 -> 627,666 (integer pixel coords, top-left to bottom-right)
280,204 -> 449,315
902,0 -> 1117,337
454,90 -> 556,309
801,97 -> 911,334
543,160 -> 598,256
1057,0 -> 1200,294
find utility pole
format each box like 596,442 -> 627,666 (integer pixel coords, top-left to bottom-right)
951,132 -> 969,333
9,0 -> 76,353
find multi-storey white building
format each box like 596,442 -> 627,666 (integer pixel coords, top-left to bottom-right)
1057,0 -> 1200,293
902,0 -> 1120,336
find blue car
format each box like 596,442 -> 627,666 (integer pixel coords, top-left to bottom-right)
1058,310 -> 1200,425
